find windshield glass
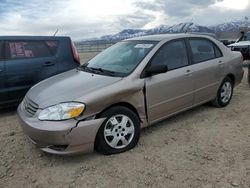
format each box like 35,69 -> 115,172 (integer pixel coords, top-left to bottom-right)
240,32 -> 250,41
81,40 -> 157,77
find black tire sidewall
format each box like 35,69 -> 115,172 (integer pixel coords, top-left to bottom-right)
95,106 -> 140,155
216,77 -> 234,107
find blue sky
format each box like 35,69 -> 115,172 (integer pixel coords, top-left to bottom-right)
0,0 -> 249,40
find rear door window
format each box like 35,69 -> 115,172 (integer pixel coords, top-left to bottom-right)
7,41 -> 58,59
189,39 -> 216,64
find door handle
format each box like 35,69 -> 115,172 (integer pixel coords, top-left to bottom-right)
185,70 -> 192,76
218,60 -> 224,64
43,62 -> 55,67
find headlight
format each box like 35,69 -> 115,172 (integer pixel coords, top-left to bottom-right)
38,102 -> 85,121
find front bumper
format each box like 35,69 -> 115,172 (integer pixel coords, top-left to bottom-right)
17,104 -> 105,155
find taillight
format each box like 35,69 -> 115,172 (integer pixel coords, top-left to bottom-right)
70,40 -> 80,64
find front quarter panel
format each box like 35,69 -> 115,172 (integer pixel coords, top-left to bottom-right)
75,77 -> 147,127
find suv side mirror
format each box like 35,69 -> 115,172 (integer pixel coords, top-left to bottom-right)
146,64 -> 168,76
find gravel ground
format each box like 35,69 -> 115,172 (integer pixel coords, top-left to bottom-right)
0,69 -> 249,188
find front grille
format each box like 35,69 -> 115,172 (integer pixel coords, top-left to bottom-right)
23,96 -> 39,117
233,47 -> 249,54
233,47 -> 242,52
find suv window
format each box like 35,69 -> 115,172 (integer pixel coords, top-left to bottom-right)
0,42 -> 4,60
7,41 -> 58,59
240,32 -> 250,41
150,40 -> 188,70
45,41 -> 59,55
189,39 -> 218,63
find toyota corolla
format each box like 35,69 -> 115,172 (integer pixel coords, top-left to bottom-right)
17,34 -> 244,155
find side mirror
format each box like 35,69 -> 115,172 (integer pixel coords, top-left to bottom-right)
146,64 -> 168,76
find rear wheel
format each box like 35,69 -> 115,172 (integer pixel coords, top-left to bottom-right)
95,106 -> 140,155
212,77 -> 234,107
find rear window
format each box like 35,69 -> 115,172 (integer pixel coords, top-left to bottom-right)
7,40 -> 58,59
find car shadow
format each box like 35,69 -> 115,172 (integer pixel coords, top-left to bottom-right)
0,106 -> 17,116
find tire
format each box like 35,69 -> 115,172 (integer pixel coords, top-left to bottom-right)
95,106 -> 140,155
211,77 -> 234,108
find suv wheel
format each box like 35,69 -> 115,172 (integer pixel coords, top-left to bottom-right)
212,77 -> 234,107
95,106 -> 140,155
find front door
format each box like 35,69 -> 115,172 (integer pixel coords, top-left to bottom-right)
145,39 -> 195,123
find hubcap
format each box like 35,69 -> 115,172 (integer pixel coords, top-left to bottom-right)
104,114 -> 135,149
220,82 -> 232,103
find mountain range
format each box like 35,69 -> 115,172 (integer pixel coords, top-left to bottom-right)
78,20 -> 250,44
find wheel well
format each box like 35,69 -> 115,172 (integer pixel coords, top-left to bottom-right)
96,102 -> 141,121
226,74 -> 235,85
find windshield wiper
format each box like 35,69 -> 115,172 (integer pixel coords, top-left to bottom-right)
77,66 -> 116,77
90,67 -> 116,76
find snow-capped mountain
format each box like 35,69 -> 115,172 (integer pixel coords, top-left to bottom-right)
77,20 -> 250,44
100,29 -> 147,41
147,22 -> 214,34
209,20 -> 250,33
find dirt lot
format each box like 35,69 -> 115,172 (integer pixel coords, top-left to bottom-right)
0,69 -> 250,188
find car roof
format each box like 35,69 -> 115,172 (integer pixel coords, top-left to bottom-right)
0,36 -> 70,40
126,33 -> 214,42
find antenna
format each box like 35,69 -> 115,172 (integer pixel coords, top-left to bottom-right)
185,18 -> 193,33
53,29 -> 59,36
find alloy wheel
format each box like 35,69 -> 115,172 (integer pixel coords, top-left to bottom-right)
103,114 -> 135,149
220,81 -> 232,103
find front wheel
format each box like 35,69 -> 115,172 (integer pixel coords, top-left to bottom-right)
211,77 -> 234,108
95,106 -> 140,155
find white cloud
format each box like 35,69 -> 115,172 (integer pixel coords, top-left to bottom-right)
0,0 -> 249,40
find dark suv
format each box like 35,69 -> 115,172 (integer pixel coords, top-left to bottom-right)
0,36 -> 80,107
248,64 -> 250,86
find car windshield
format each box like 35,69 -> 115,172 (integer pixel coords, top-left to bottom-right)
240,32 -> 250,41
79,40 -> 158,77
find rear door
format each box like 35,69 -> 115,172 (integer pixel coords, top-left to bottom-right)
188,38 -> 224,105
0,41 -> 5,105
4,40 -> 59,103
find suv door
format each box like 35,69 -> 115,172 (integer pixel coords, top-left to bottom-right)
144,39 -> 194,123
0,41 -> 5,105
188,38 -> 224,105
4,40 -> 58,103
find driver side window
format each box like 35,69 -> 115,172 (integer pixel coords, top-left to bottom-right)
150,40 -> 188,71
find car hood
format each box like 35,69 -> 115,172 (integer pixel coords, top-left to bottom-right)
26,69 -> 122,108
228,41 -> 250,47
